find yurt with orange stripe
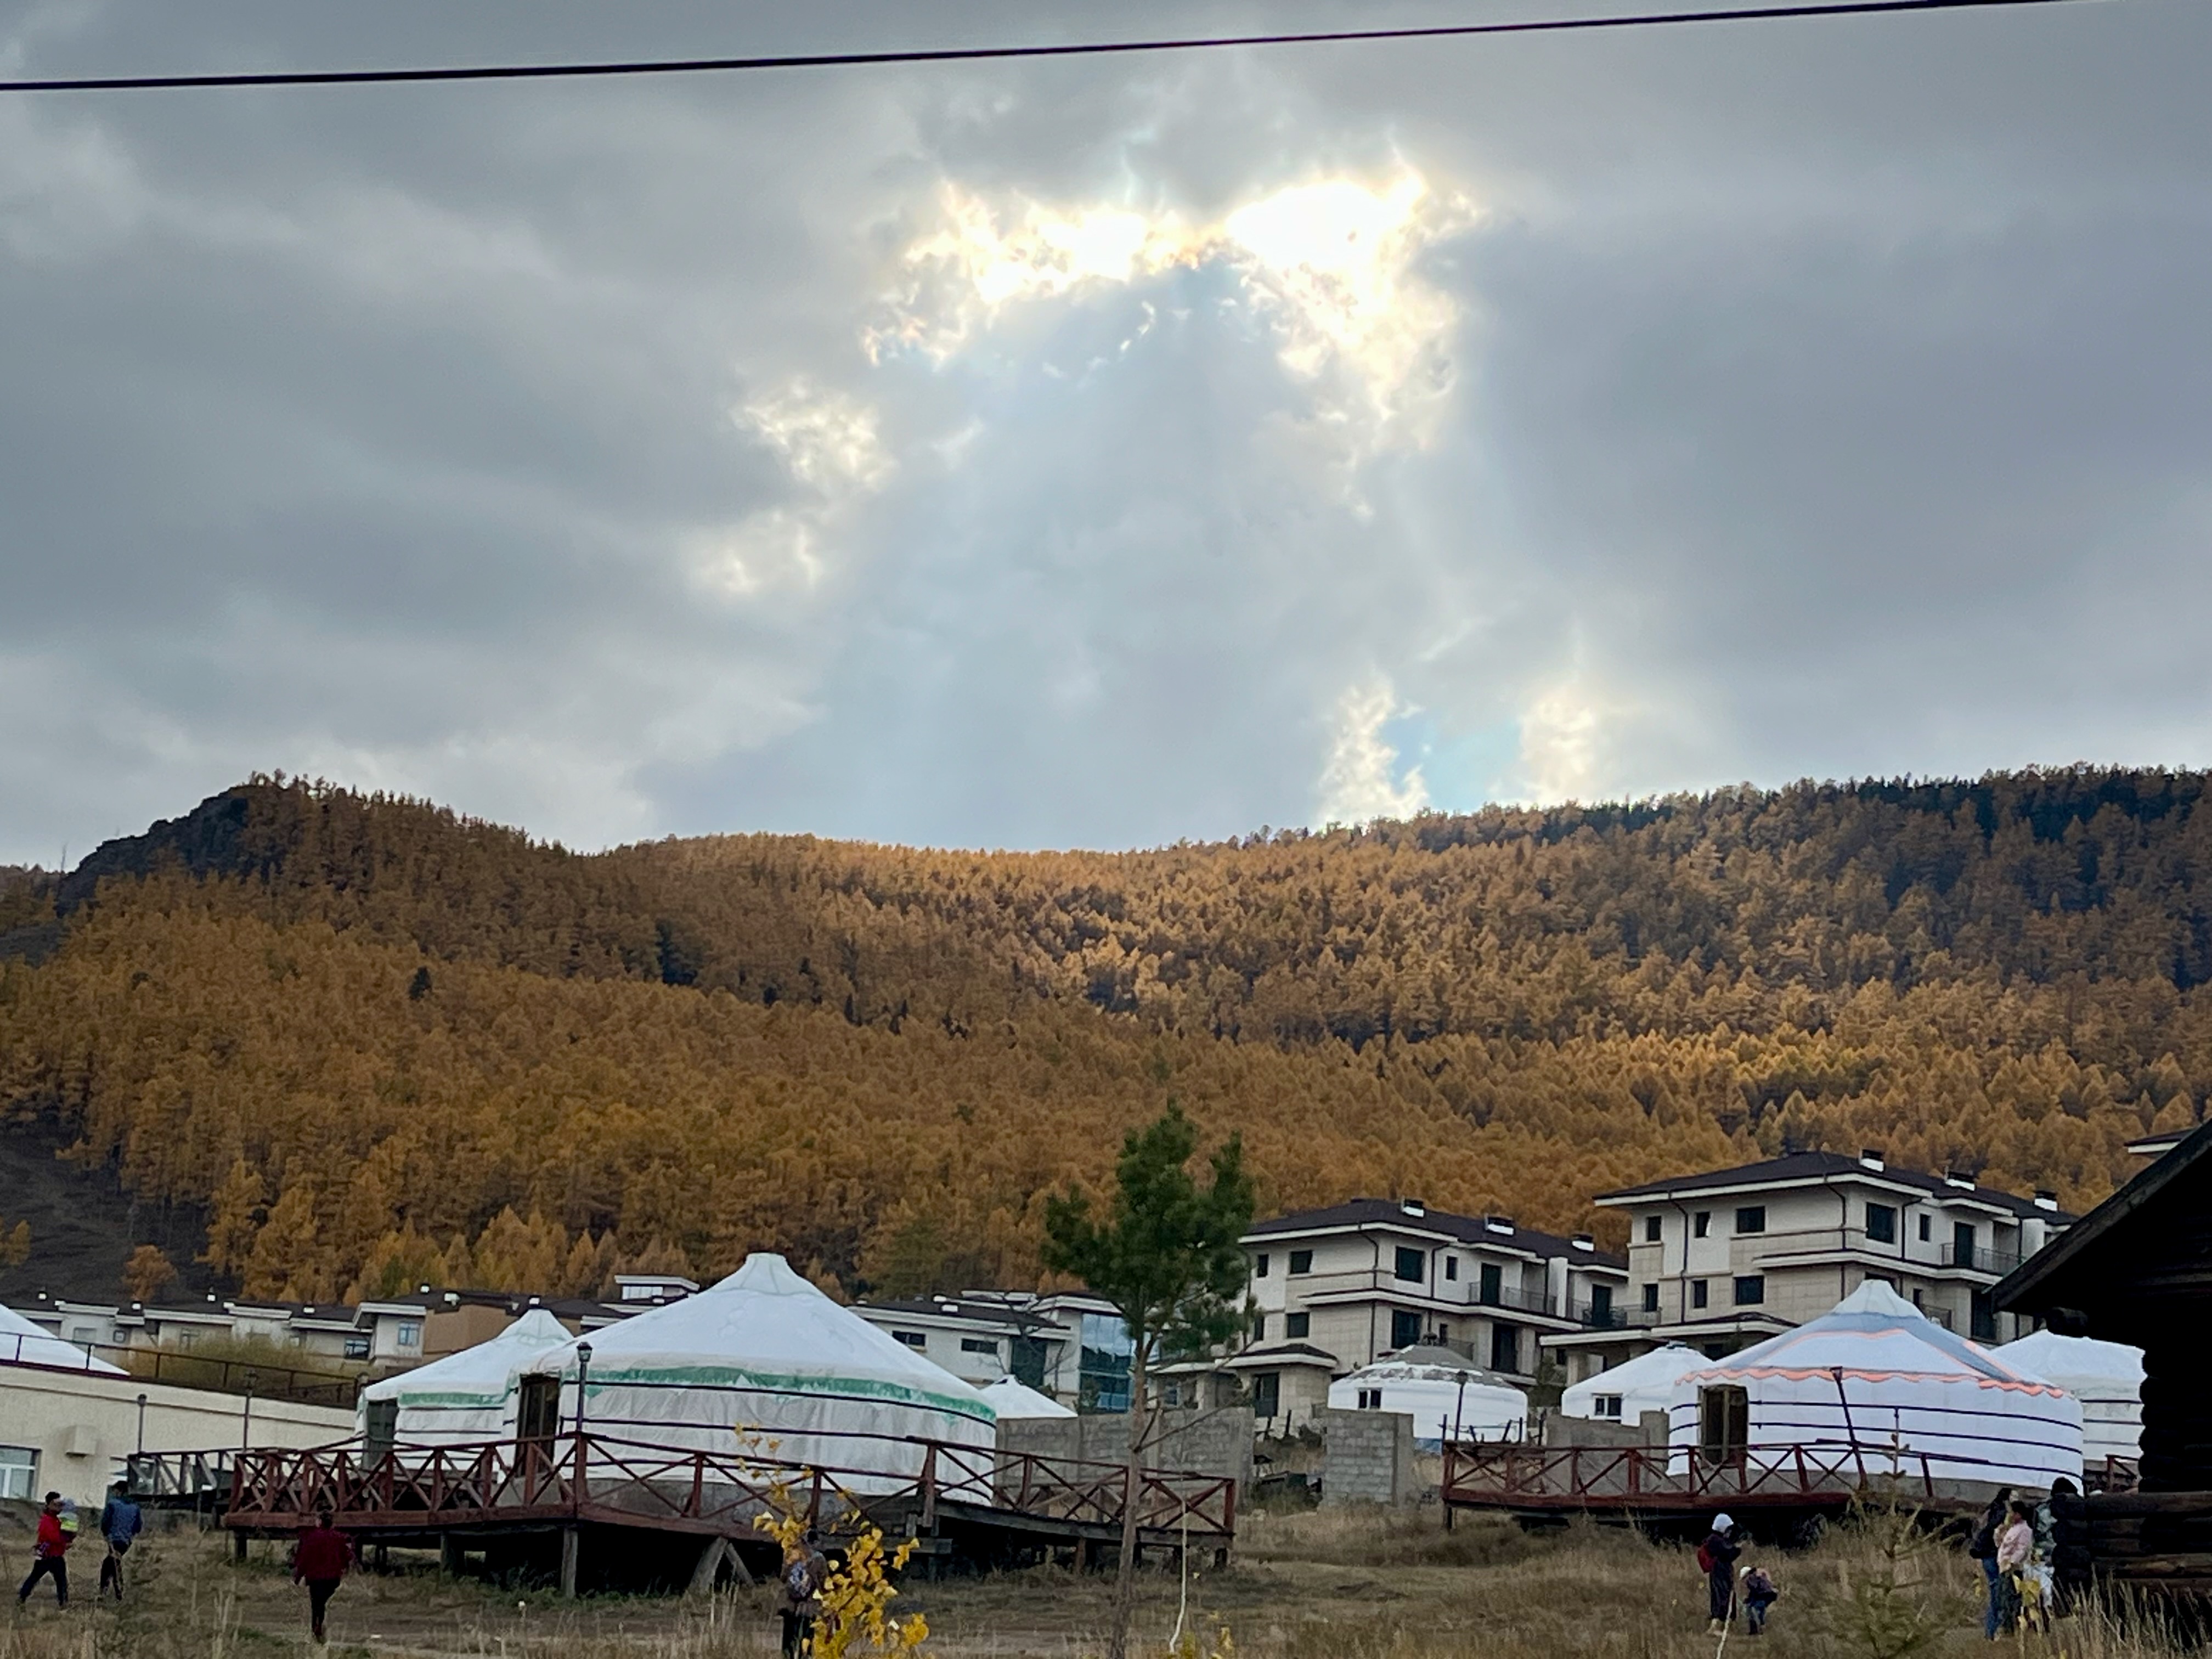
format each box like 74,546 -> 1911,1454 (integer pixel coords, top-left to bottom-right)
1666,1281 -> 2083,1491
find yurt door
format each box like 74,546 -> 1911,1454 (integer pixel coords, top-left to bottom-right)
364,1398 -> 398,1458
517,1374 -> 562,1445
1699,1386 -> 1750,1468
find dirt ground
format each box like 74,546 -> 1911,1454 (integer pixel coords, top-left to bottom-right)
0,1503 -> 2180,1659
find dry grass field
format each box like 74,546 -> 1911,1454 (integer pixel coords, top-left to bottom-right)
0,1506 -> 2190,1659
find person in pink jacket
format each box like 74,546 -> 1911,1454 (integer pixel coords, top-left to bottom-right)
1994,1500 -> 2036,1634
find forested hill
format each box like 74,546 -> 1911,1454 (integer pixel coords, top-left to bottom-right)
3,769 -> 2209,1306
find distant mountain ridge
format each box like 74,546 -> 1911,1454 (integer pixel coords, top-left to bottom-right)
2,767 -> 2207,1307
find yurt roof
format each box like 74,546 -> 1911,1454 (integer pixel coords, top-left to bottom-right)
524,1253 -> 995,1425
362,1307 -> 573,1407
1341,1347 -> 1523,1391
1564,1344 -> 1707,1401
0,1300 -> 127,1374
979,1376 -> 1074,1419
1995,1330 -> 2146,1391
1684,1282 -> 2063,1395
1570,1343 -> 1706,1391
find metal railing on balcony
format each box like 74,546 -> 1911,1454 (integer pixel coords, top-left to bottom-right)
1475,1283 -> 1560,1318
1940,1244 -> 2023,1276
1569,1299 -> 1630,1329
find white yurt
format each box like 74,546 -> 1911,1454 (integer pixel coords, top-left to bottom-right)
357,1308 -> 574,1446
1560,1344 -> 1709,1428
1326,1346 -> 1530,1447
1997,1330 -> 2145,1464
979,1375 -> 1075,1420
0,1301 -> 126,1374
1667,1282 -> 2082,1489
520,1254 -> 997,1490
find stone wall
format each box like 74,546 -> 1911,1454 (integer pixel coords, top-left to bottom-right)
1318,1407 -> 1416,1506
999,1406 -> 1255,1494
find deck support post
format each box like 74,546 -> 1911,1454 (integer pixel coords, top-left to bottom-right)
439,1534 -> 462,1577
232,1530 -> 247,1564
374,1544 -> 388,1573
560,1525 -> 580,1599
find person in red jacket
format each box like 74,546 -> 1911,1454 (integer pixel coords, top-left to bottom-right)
291,1511 -> 356,1645
15,1492 -> 72,1610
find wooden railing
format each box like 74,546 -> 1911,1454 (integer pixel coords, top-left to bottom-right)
1,1334 -> 362,1407
220,1430 -> 1237,1544
1441,1442 -> 1937,1510
125,1449 -> 238,1504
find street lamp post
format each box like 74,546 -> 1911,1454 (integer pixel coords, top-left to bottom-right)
136,1392 -> 149,1455
241,1369 -> 257,1451
573,1342 -> 593,1435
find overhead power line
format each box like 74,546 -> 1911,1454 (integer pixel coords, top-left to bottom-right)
0,0 -> 2109,95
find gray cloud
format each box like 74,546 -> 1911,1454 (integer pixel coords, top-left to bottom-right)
5,0 -> 2211,861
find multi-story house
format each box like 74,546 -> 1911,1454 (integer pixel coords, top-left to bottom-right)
851,1290 -> 1127,1408
1229,1198 -> 1630,1429
1580,1148 -> 2070,1371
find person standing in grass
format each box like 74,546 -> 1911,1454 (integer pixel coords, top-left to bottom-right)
1698,1514 -> 1742,1634
1995,1499 -> 2036,1635
291,1510 -> 356,1646
1968,1487 -> 2012,1639
97,1481 -> 143,1601
779,1528 -> 830,1659
1740,1562 -> 1780,1635
15,1492 -> 73,1610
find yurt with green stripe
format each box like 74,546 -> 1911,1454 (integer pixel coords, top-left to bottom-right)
520,1253 -> 996,1489
357,1307 -> 574,1446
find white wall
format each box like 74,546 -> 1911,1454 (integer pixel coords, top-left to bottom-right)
0,1364 -> 354,1506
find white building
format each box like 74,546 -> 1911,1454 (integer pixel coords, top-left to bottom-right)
851,1290 -> 1127,1409
1586,1149 -> 2070,1367
1235,1198 -> 1631,1429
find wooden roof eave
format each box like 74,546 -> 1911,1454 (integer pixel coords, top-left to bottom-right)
1994,1117 -> 2212,1319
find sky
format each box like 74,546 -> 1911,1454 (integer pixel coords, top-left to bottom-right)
4,0 -> 2211,864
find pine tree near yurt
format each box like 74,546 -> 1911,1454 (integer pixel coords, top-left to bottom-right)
1041,1105 -> 1252,1659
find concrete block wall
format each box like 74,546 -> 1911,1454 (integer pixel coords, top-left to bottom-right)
999,1406 -> 1255,1496
1318,1407 -> 1416,1507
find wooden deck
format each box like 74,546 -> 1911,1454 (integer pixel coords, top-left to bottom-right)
1441,1442 -> 1959,1528
195,1429 -> 1237,1592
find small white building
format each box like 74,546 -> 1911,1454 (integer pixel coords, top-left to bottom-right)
1326,1347 -> 1529,1447
1559,1342 -> 1710,1430
357,1308 -> 574,1448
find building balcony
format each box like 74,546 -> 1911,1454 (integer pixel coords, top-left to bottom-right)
1940,1243 -> 2023,1276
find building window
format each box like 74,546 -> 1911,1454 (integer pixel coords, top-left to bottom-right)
1079,1312 -> 1134,1414
1733,1276 -> 1765,1306
1254,1253 -> 1269,1278
1286,1312 -> 1311,1340
1918,1215 -> 1932,1242
1390,1309 -> 1423,1350
1645,1216 -> 1662,1243
1491,1324 -> 1520,1374
1252,1372 -> 1280,1419
960,1338 -> 1000,1356
1288,1250 -> 1313,1276
0,1446 -> 34,1502
1593,1394 -> 1623,1421
1357,1387 -> 1384,1410
1641,1283 -> 1660,1313
395,1320 -> 422,1350
1735,1206 -> 1766,1235
1694,1212 -> 1711,1239
1691,1279 -> 1709,1310
1393,1247 -> 1426,1284
1866,1204 -> 1898,1245
1444,1256 -> 1459,1282
1479,1263 -> 1503,1306
343,1335 -> 371,1361
893,1330 -> 928,1350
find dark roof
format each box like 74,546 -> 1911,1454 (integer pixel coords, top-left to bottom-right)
1245,1199 -> 1627,1271
1995,1117 -> 2212,1323
1595,1151 -> 2073,1221
855,1297 -> 1042,1328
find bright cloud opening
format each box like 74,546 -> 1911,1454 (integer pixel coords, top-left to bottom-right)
872,170 -> 1474,454
1317,676 -> 1429,825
